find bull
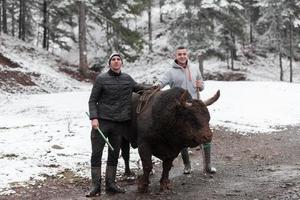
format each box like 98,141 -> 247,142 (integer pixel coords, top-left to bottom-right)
127,87 -> 220,193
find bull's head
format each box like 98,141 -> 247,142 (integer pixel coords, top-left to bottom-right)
178,90 -> 220,147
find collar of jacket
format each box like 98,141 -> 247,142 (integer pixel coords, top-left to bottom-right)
173,60 -> 189,69
108,69 -> 122,76
173,60 -> 192,81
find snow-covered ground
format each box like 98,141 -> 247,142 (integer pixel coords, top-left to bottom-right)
1,80 -> 300,195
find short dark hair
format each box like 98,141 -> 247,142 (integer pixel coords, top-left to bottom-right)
176,46 -> 187,50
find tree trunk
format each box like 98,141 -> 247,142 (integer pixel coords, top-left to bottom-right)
230,32 -> 236,70
279,51 -> 283,81
22,0 -> 26,41
249,0 -> 254,44
42,0 -> 49,50
10,3 -> 15,36
289,14 -> 293,83
231,32 -> 237,60
159,0 -> 164,23
0,1 -> 2,34
2,0 -> 7,33
231,49 -> 234,70
226,51 -> 230,69
112,26 -> 119,51
78,0 -> 88,77
186,0 -> 192,46
249,23 -> 253,44
148,0 -> 152,52
18,0 -> 26,41
18,0 -> 22,39
106,21 -> 110,49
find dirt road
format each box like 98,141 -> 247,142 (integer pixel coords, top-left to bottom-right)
2,126 -> 300,200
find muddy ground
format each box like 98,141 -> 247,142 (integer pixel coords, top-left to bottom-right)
1,126 -> 300,200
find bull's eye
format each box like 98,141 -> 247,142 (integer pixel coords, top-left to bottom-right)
189,116 -> 202,130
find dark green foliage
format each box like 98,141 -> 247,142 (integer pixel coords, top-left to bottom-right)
169,0 -> 246,62
88,0 -> 148,61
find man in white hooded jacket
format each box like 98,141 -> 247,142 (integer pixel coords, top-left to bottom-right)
158,46 -> 216,175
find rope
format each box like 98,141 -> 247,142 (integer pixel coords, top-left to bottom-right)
136,86 -> 160,114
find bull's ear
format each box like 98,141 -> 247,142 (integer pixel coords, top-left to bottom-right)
203,90 -> 220,106
180,90 -> 190,105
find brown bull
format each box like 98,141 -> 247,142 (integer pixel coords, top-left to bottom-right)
128,87 -> 220,193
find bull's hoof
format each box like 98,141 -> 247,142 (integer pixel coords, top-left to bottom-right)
160,179 -> 171,191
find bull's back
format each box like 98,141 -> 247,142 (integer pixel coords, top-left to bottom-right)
130,91 -> 163,147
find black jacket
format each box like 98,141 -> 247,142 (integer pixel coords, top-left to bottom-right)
88,69 -> 145,122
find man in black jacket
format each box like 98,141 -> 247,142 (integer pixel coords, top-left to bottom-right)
86,53 -> 147,197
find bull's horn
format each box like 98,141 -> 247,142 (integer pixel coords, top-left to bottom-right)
203,90 -> 220,106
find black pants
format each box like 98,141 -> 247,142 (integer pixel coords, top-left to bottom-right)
90,119 -> 129,167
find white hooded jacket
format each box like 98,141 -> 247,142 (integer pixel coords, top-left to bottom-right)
159,60 -> 204,99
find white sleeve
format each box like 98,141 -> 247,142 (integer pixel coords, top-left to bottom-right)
158,70 -> 171,88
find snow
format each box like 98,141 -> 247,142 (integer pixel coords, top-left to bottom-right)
0,89 -> 140,195
1,79 -> 300,195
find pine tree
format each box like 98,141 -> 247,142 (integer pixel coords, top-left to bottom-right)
257,0 -> 300,82
217,0 -> 246,70
89,0 -> 146,61
241,0 -> 260,44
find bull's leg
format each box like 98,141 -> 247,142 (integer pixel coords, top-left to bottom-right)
121,137 -> 133,176
138,143 -> 152,193
160,158 -> 173,191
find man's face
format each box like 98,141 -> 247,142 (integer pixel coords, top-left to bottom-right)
110,56 -> 122,72
175,48 -> 188,65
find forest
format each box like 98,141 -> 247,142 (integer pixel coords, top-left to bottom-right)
0,0 -> 300,81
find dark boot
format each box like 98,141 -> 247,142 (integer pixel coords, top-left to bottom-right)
105,166 -> 126,193
86,167 -> 101,197
203,143 -> 216,174
181,148 -> 191,174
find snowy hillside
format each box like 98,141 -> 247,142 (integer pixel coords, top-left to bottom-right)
0,34 -> 90,95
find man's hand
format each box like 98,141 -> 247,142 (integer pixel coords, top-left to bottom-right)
91,119 -> 99,129
195,80 -> 203,88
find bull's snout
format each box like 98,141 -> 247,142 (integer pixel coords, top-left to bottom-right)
195,126 -> 213,144
203,128 -> 213,143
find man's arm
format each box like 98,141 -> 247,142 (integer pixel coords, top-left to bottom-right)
158,70 -> 171,88
133,82 -> 154,93
88,76 -> 102,120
